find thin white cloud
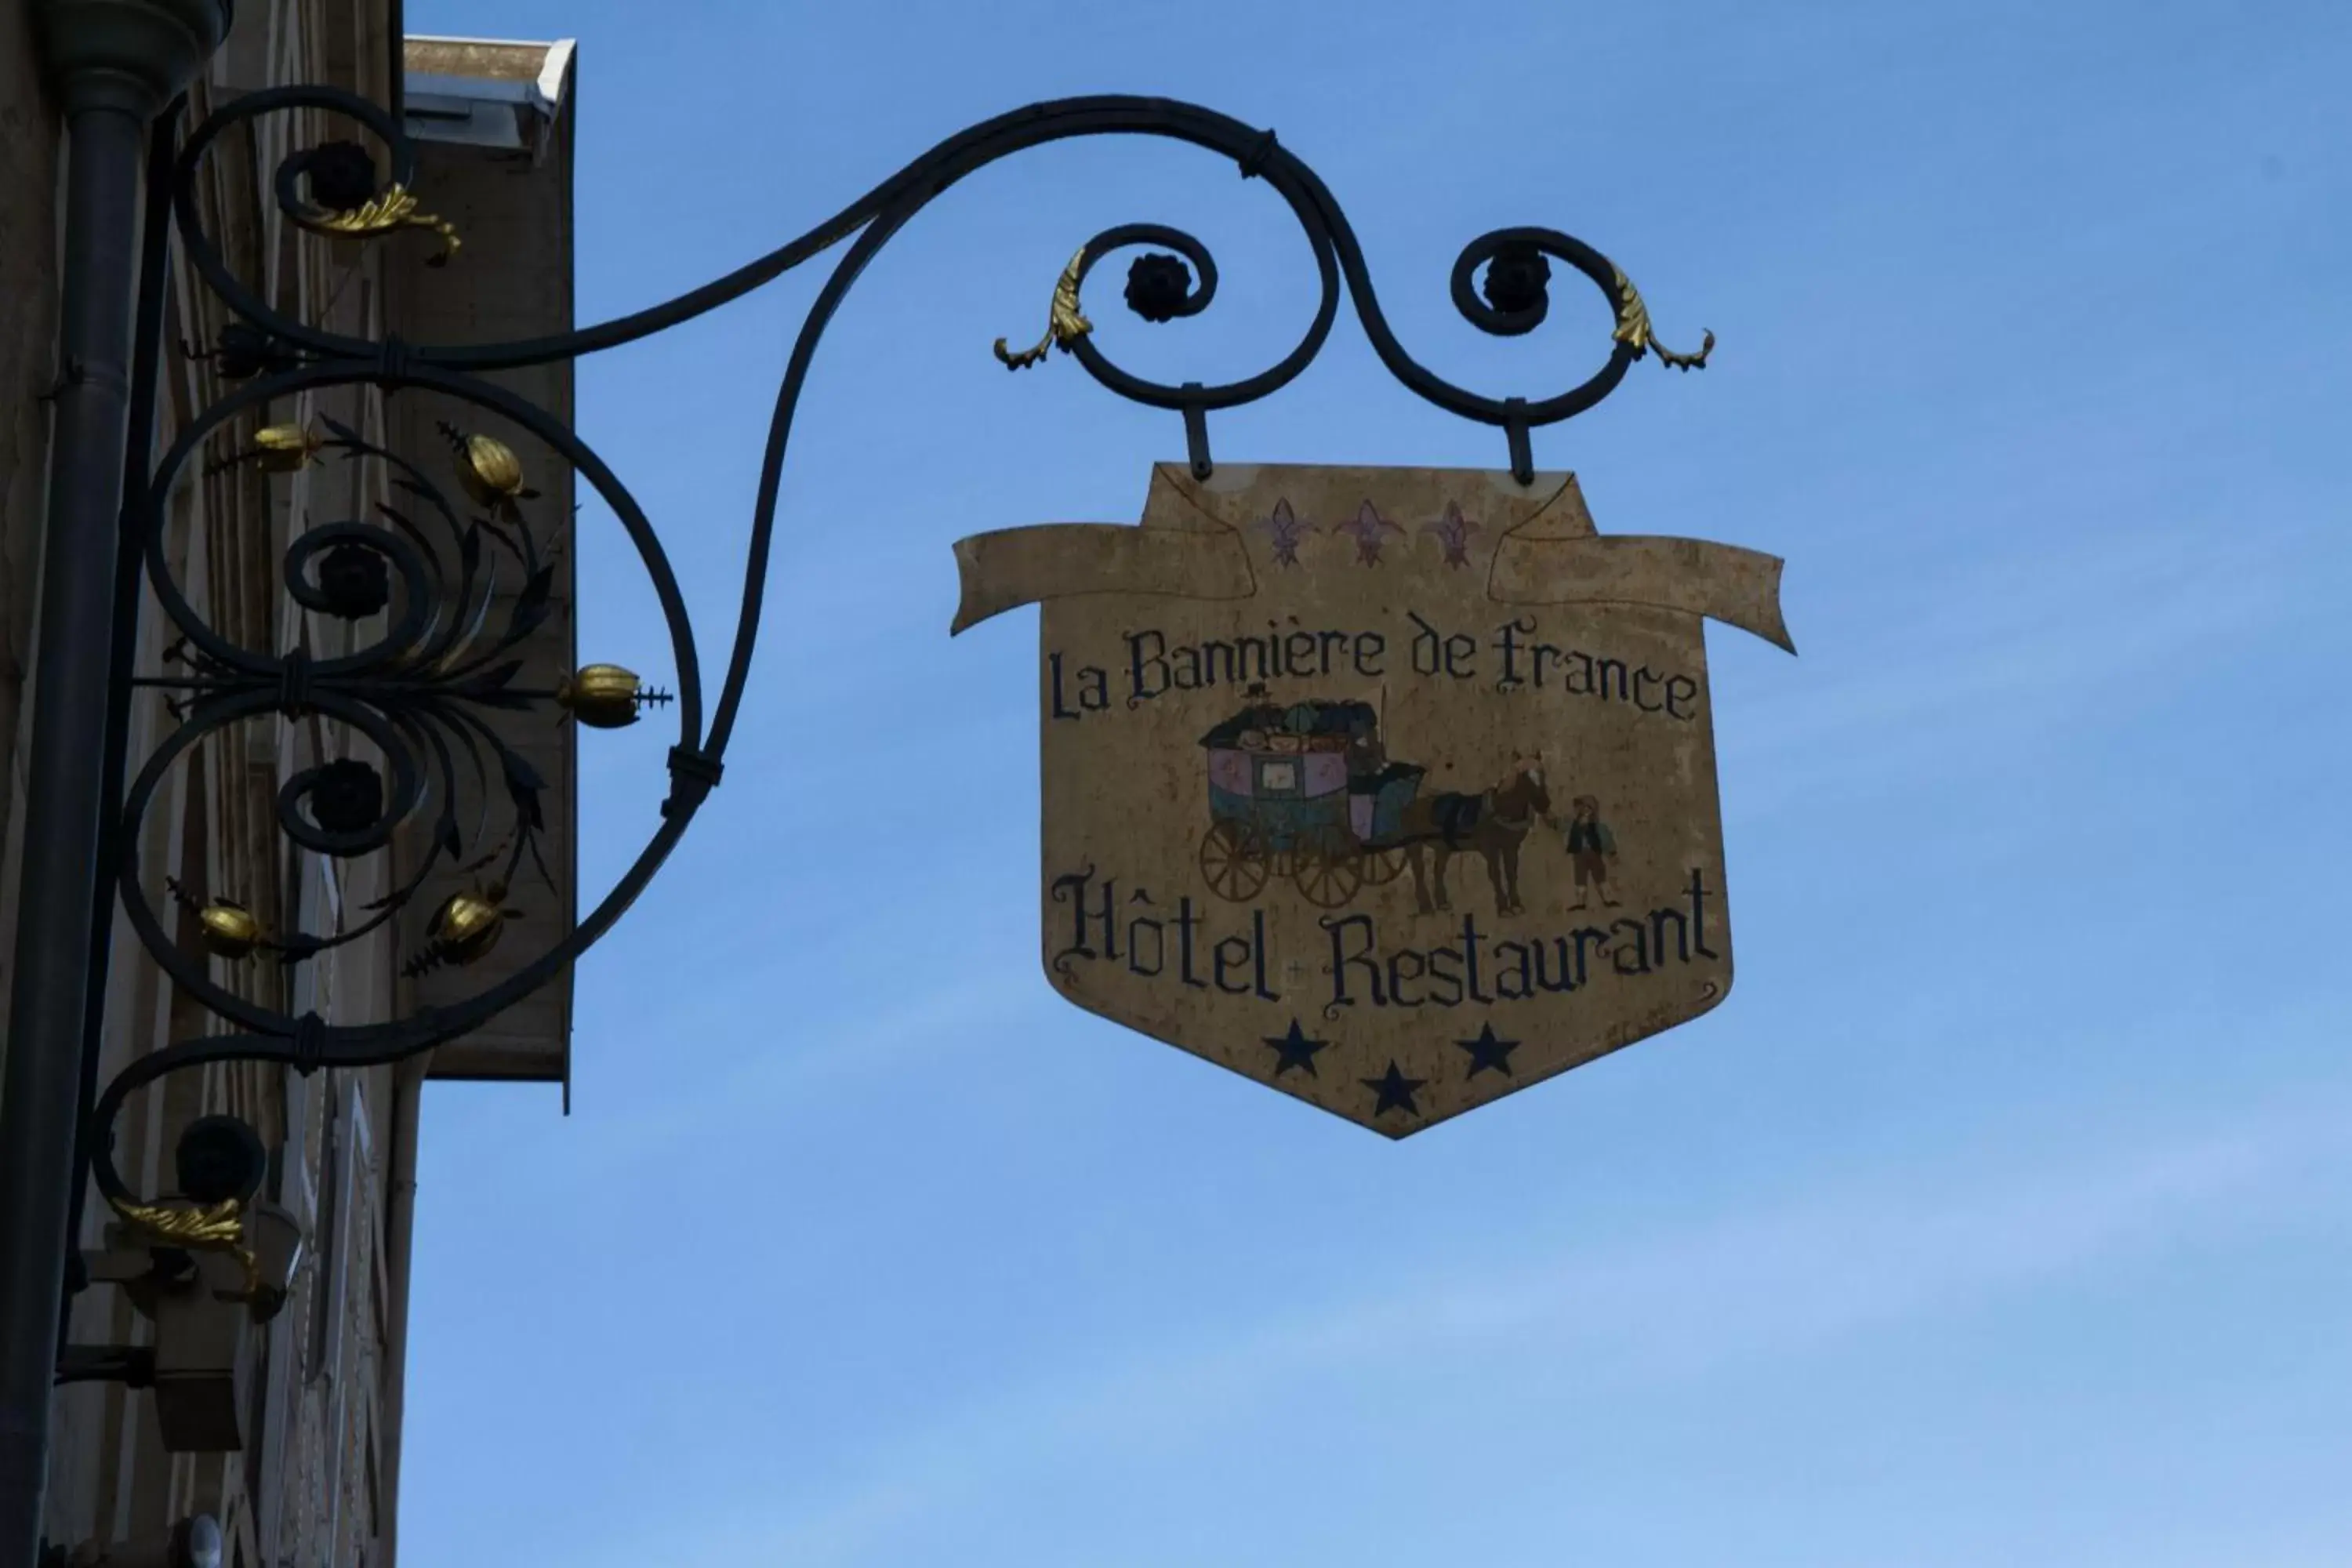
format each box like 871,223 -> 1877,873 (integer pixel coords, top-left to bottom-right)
612,1085 -> 2347,1568
482,966 -> 1052,1188
1718,520 -> 2299,821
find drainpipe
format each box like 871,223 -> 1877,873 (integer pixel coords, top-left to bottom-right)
375,1054 -> 428,1568
62,93 -> 182,1366
0,6 -> 230,1566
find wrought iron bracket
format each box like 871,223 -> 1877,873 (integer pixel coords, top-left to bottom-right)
54,1345 -> 154,1388
82,82 -> 1715,1283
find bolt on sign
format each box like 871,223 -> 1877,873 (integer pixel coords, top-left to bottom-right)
953,464 -> 1793,1136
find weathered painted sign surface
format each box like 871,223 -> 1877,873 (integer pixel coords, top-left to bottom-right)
953,464 -> 1793,1136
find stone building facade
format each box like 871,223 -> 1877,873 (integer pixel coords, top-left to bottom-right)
0,7 -> 575,1564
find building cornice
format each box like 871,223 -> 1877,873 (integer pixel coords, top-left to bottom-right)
401,35 -> 574,154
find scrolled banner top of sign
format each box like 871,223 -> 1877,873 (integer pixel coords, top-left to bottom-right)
954,463 -> 1793,1136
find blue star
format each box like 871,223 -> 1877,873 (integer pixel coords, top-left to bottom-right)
1361,1060 -> 1426,1117
1454,1023 -> 1519,1079
1262,1019 -> 1330,1078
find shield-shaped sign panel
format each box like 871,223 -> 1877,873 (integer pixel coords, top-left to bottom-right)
953,464 -> 1792,1135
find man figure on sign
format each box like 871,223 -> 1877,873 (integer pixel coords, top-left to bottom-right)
1560,795 -> 1619,909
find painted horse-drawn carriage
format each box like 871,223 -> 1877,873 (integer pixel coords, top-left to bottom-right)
1197,697 -> 1425,909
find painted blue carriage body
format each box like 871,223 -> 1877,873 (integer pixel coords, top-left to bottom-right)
1207,754 -> 1352,853
1206,753 -> 1424,854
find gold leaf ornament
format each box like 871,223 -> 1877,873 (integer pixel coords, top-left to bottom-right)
114,1196 -> 242,1248
108,1196 -> 263,1299
993,248 -> 1094,371
1610,267 -> 1715,372
296,184 -> 463,267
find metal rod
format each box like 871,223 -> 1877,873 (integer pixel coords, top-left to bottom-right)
387,0 -> 405,128
1181,385 -> 1213,481
52,1348 -> 154,1389
0,88 -> 156,1568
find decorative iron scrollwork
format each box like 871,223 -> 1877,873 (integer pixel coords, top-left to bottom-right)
88,80 -> 1711,1269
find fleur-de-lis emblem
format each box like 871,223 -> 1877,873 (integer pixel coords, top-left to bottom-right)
1250,498 -> 1312,568
1329,500 -> 1405,565
1419,501 -> 1481,568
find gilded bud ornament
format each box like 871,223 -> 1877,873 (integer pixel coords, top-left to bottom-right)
426,889 -> 507,967
195,900 -> 263,961
557,664 -> 645,729
251,423 -> 325,473
439,422 -> 539,511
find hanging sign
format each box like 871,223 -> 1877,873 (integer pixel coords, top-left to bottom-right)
953,463 -> 1793,1136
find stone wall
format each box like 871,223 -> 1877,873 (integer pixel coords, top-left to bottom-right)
0,6 -> 572,1566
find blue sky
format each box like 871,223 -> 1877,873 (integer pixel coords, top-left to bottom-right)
393,2 -> 2352,1563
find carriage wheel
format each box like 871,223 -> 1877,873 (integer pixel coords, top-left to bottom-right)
1199,820 -> 1270,903
1360,845 -> 1409,886
1294,834 -> 1366,910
